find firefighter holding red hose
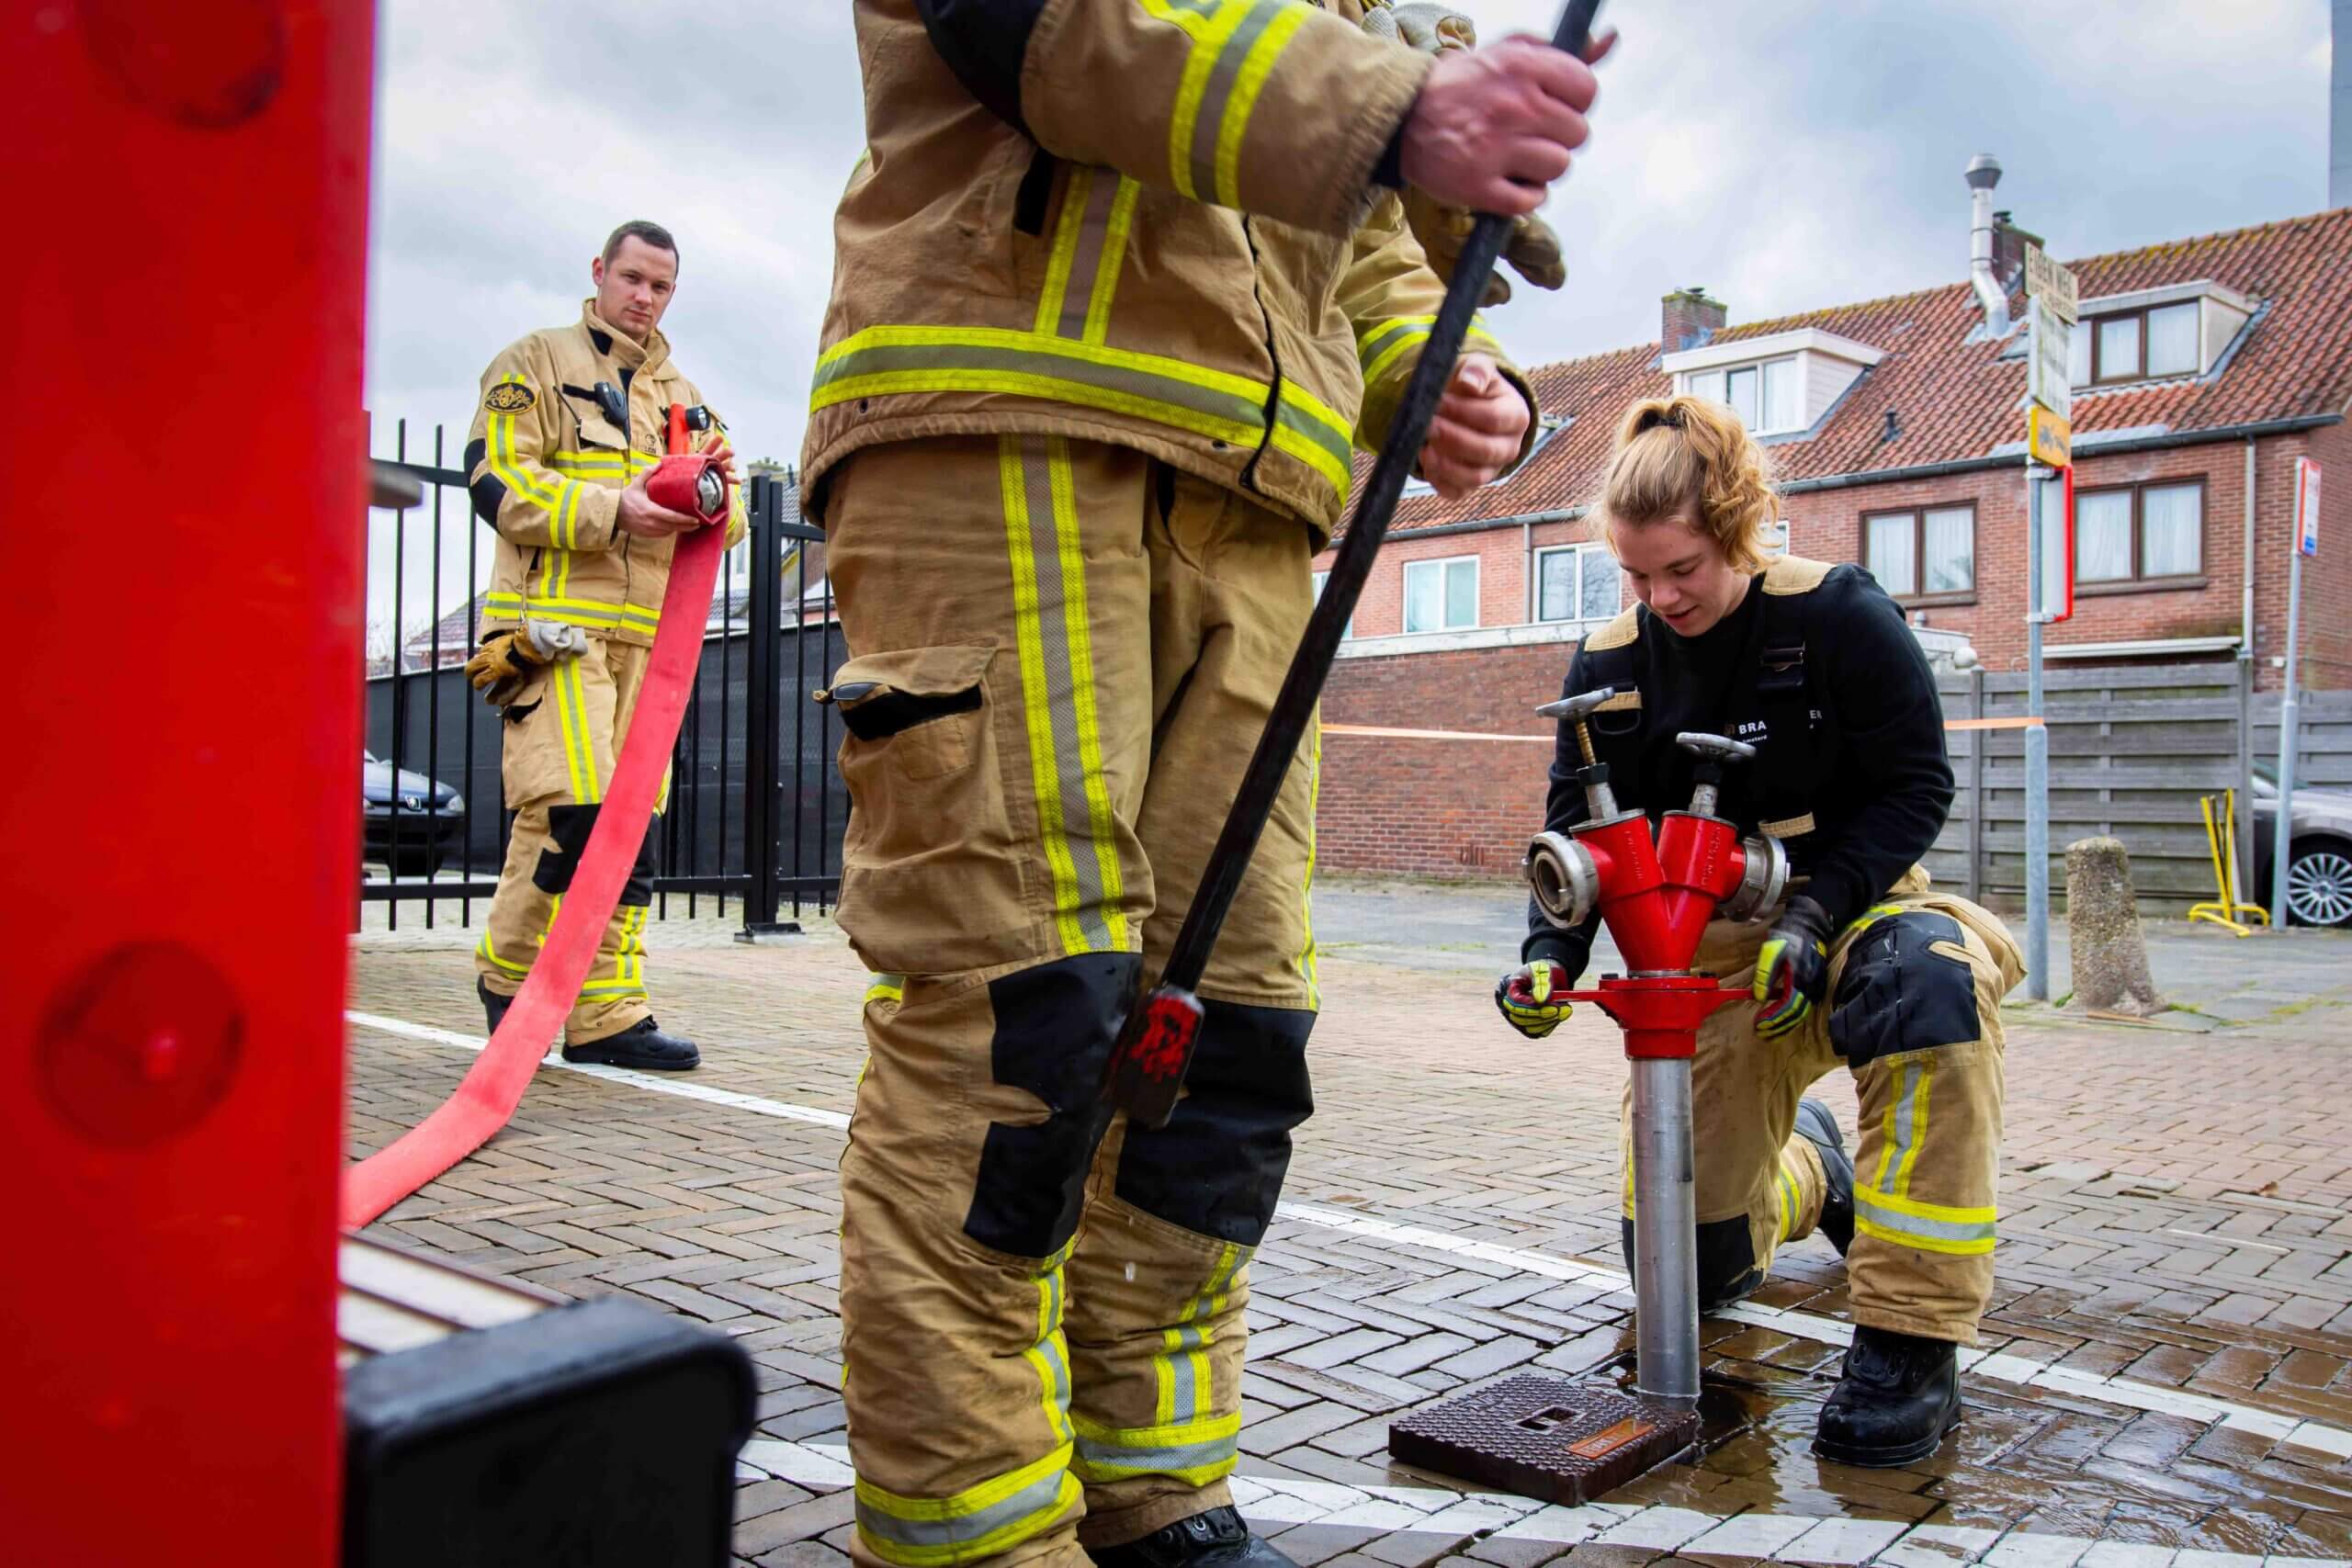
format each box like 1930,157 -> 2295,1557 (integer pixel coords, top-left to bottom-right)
460,220 -> 745,1071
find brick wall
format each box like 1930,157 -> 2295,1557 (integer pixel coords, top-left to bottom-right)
1310,431 -> 2350,879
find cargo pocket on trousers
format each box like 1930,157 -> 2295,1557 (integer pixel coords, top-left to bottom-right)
822,644 -> 1034,973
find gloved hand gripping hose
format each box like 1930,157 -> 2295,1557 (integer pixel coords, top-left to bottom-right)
1101,0 -> 1605,1126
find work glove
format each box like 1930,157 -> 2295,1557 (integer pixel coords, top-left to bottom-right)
463,629 -> 546,707
1361,1 -> 1568,308
1495,958 -> 1576,1039
1752,895 -> 1835,1039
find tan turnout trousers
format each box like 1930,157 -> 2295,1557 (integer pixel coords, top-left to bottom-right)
475,633 -> 669,1044
1623,868 -> 2024,1343
825,435 -> 1323,1568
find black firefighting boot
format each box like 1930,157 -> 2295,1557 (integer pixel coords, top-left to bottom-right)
1091,1506 -> 1299,1568
1793,1098 -> 1855,1256
1814,1325 -> 1962,1467
562,1016 -> 701,1071
479,977 -> 514,1035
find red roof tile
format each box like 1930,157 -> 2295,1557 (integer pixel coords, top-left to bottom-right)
1356,206 -> 2352,536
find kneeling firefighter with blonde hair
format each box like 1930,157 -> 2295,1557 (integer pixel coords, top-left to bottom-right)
1495,394 -> 2023,1466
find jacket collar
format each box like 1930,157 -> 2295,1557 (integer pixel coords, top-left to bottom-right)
579,300 -> 672,377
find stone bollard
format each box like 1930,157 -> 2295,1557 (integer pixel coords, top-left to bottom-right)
2065,837 -> 2165,1017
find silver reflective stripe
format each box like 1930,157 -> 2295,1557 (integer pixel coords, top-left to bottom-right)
1073,1430 -> 1237,1477
1877,1060 -> 1925,1192
813,341 -> 1264,436
1274,392 -> 1353,476
1015,441 -> 1117,953
1187,1 -> 1290,204
1855,1190 -> 1996,1246
855,1468 -> 1071,1551
1056,171 -> 1122,341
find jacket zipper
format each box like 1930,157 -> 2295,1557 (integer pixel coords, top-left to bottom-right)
1236,215 -> 1282,498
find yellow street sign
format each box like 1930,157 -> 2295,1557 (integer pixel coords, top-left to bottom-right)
2029,405 -> 2072,468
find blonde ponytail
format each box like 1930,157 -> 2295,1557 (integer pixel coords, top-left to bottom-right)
1598,395 -> 1780,572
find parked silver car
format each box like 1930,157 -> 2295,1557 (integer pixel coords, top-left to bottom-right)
2250,761 -> 2352,926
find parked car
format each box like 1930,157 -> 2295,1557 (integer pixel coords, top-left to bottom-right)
2248,761 -> 2352,927
362,750 -> 466,876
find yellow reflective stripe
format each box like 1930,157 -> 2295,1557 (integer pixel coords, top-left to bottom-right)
1214,1 -> 1310,207
1001,441 -> 1092,955
487,373 -> 584,530
550,656 -> 590,805
1069,1410 -> 1241,1486
1084,177 -> 1141,345
477,929 -> 530,975
1026,1260 -> 1074,1445
1295,718 -> 1322,1008
1035,164 -> 1093,336
1156,1244 -> 1241,1426
855,1447 -> 1081,1568
864,973 -> 906,1007
1854,1213 -> 1996,1258
1272,417 -> 1352,500
1894,1059 -> 1931,1198
1777,1158 -> 1802,1243
484,591 -> 660,630
1167,1 -> 1255,198
548,449 -> 658,474
1361,321 -> 1507,392
819,326 -> 1274,413
1046,443 -> 1131,952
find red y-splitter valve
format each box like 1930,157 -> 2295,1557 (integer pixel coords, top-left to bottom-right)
1522,687 -> 1789,1404
1524,687 -> 1788,1052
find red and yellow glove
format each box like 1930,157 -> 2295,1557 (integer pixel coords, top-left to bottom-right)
1495,959 -> 1575,1039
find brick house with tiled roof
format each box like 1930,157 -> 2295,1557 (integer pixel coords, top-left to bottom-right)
1313,204 -> 2352,879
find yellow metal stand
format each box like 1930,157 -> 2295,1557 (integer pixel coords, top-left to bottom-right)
2188,790 -> 2269,936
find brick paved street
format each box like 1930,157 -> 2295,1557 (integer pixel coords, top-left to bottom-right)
345,880 -> 2352,1566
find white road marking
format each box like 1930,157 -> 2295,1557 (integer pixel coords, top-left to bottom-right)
735,1441 -> 2346,1568
345,1009 -> 2352,1465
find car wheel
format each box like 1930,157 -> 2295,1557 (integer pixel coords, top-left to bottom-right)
2286,839 -> 2352,928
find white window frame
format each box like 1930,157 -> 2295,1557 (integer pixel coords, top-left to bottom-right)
1310,570 -> 1353,640
1532,543 -> 1623,626
1683,355 -> 1803,435
1402,555 -> 1480,634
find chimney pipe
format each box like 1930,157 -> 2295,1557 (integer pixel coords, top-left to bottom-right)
2335,0 -> 2352,207
1966,154 -> 2008,340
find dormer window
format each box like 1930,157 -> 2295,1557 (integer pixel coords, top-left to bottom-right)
1660,328 -> 1885,440
2067,280 -> 2252,388
2090,300 -> 2198,382
1686,357 -> 1802,434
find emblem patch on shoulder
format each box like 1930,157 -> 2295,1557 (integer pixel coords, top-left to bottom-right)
484,382 -> 536,413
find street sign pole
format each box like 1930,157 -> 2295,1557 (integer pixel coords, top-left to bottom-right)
2025,457 -> 2051,1000
2270,457 -> 2321,927
2018,247 -> 2075,1001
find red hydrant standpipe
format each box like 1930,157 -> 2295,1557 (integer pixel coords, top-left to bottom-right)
1524,690 -> 1789,1404
648,402 -> 730,525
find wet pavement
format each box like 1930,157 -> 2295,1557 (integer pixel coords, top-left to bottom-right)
345,875 -> 2352,1566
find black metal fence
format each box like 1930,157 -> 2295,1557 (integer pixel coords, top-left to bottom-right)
361,420 -> 843,931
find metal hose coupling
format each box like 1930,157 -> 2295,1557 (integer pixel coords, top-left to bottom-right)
1720,833 -> 1791,924
1525,830 -> 1601,930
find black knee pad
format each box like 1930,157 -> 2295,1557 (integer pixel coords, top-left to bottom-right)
533,803 -> 659,904
1618,1214 -> 1764,1311
964,953 -> 1139,1259
1114,999 -> 1314,1247
1828,911 -> 1978,1071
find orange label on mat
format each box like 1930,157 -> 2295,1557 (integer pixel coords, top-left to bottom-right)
1567,1417 -> 1655,1460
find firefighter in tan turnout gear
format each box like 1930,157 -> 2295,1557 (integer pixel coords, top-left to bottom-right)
462,220 -> 746,1071
1496,396 -> 2024,1468
805,3 -> 1614,1566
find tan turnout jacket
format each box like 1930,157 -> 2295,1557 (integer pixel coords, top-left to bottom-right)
802,0 -> 1535,540
467,302 -> 746,649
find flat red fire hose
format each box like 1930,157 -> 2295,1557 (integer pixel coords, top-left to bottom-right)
343,429 -> 727,1229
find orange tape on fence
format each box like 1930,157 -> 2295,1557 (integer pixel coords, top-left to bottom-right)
1324,716 -> 2043,744
341,520 -> 726,1229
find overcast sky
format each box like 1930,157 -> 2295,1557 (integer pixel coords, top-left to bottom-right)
364,0 -> 2333,646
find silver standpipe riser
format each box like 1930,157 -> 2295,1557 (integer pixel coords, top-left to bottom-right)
1629,1056 -> 1701,1404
